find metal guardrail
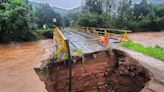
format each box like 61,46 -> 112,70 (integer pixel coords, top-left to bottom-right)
53,27 -> 68,58
53,27 -> 72,92
78,27 -> 131,42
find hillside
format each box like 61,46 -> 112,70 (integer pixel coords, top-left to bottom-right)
51,7 -> 68,16
52,6 -> 82,16
29,0 -> 163,17
29,1 -> 82,17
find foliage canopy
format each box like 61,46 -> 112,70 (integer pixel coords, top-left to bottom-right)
69,0 -> 164,32
0,0 -> 37,43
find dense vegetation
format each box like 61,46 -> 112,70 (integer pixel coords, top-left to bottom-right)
0,0 -> 163,43
69,0 -> 164,32
122,41 -> 164,61
0,0 -> 37,43
34,4 -> 63,28
0,0 -> 64,43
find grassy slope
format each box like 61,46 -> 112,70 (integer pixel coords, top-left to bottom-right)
122,41 -> 164,61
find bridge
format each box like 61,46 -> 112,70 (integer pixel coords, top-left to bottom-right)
52,27 -> 131,60
52,27 -> 132,92
34,27 -> 164,92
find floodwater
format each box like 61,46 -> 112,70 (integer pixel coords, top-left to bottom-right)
0,39 -> 53,92
129,32 -> 164,47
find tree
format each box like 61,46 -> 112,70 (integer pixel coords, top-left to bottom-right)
63,17 -> 70,27
103,0 -> 114,14
34,4 -> 63,28
69,0 -> 164,32
68,12 -> 81,26
117,0 -> 133,20
84,0 -> 103,15
154,4 -> 164,17
115,0 -> 133,29
0,0 -> 6,9
79,12 -> 97,27
0,0 -> 37,43
133,0 -> 150,19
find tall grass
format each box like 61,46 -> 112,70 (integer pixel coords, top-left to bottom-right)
122,41 -> 164,61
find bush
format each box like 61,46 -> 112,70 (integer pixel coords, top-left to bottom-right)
36,29 -> 53,39
0,0 -> 37,43
42,30 -> 53,39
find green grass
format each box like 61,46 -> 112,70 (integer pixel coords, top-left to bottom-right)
71,49 -> 84,56
35,29 -> 52,34
66,26 -> 81,30
121,41 -> 164,61
35,29 -> 52,39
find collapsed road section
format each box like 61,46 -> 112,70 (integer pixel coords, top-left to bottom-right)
34,49 -> 152,92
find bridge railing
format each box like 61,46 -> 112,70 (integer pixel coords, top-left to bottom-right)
53,27 -> 68,59
78,27 -> 132,42
53,27 -> 72,91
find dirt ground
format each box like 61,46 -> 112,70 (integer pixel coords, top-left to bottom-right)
37,50 -> 150,92
128,31 -> 164,47
118,47 -> 164,92
0,39 -> 53,92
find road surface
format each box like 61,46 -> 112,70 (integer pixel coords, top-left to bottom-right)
118,47 -> 164,92
63,29 -> 119,54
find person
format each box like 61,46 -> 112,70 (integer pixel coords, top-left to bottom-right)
103,37 -> 109,45
99,36 -> 109,46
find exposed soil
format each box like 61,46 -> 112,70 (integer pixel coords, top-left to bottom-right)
0,39 -> 53,92
129,31 -> 164,47
118,47 -> 164,92
106,49 -> 151,92
35,49 -> 151,92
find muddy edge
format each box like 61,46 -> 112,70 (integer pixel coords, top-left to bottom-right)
34,49 -> 153,92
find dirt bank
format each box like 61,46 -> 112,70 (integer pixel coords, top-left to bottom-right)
35,49 -> 152,92
118,47 -> 164,92
0,39 -> 53,92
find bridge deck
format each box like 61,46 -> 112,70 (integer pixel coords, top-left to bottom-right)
62,29 -> 119,54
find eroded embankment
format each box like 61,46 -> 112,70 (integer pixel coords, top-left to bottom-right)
34,49 -> 152,92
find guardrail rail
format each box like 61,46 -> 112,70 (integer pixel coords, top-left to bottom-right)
53,27 -> 72,92
78,27 -> 132,42
53,27 -> 68,59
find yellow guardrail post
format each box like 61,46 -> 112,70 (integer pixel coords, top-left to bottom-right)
53,27 -> 68,58
92,28 -> 98,35
79,27 -> 131,42
53,27 -> 72,92
83,27 -> 85,32
120,31 -> 129,42
108,31 -> 111,38
86,27 -> 89,33
104,30 -> 109,37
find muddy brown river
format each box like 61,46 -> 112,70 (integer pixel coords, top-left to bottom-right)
0,39 -> 53,92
